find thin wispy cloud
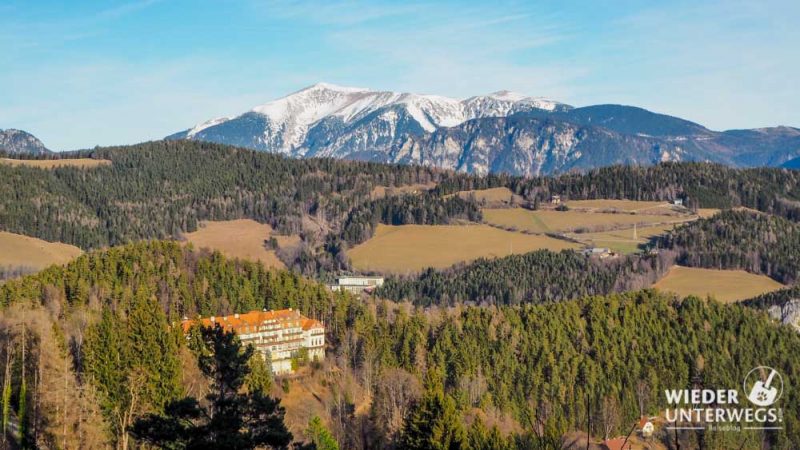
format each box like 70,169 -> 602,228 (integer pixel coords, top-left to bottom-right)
0,0 -> 797,149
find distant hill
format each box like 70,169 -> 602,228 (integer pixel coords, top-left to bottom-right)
0,128 -> 51,155
167,83 -> 800,176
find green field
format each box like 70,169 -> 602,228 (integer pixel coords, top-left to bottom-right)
653,266 -> 785,303
348,224 -> 578,274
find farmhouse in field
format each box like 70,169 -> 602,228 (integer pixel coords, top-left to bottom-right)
328,275 -> 385,294
582,247 -> 617,259
181,308 -> 325,375
550,194 -> 562,205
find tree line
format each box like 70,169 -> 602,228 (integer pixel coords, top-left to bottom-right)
657,209 -> 800,284
376,249 -> 675,306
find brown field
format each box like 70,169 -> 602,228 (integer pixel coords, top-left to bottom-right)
348,223 -> 578,274
482,208 -> 686,234
0,231 -> 83,270
0,158 -> 111,169
370,182 -> 436,199
453,187 -> 522,206
182,219 -> 298,269
653,266 -> 785,303
565,199 -> 668,212
697,208 -> 721,218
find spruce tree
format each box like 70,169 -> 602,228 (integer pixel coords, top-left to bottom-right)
399,370 -> 466,450
130,325 -> 295,449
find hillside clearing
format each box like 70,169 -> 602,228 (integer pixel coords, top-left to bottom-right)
570,223 -> 678,254
653,266 -> 785,303
0,231 -> 83,270
348,223 -> 578,274
0,158 -> 112,169
565,199 -> 668,212
181,219 -> 299,269
452,187 -> 522,206
482,208 -> 691,234
370,182 -> 436,199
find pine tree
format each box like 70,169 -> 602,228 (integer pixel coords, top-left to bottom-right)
245,352 -> 273,394
1,351 -> 10,446
130,325 -> 295,449
306,415 -> 339,450
399,371 -> 466,450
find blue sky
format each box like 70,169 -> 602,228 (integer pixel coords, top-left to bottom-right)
1,0 -> 798,150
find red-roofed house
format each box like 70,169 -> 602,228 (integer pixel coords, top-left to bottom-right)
602,437 -> 631,450
182,308 -> 325,375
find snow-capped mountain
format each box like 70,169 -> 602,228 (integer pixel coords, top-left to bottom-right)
167,83 -> 570,160
0,129 -> 51,155
168,83 -> 800,176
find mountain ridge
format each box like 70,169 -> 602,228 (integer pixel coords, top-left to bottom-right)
168,83 -> 800,176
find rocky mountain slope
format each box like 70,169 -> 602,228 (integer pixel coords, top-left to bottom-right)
168,83 -> 800,176
0,129 -> 51,155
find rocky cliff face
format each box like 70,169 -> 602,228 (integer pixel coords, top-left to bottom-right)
168,83 -> 800,176
0,129 -> 51,155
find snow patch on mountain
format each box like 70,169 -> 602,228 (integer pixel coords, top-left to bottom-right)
172,83 -> 569,155
187,117 -> 231,138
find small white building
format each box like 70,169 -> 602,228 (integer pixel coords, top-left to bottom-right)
672,198 -> 684,206
638,416 -> 655,438
328,276 -> 384,294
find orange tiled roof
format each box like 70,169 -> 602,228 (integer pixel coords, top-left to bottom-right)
302,317 -> 324,331
181,308 -> 320,333
603,438 -> 631,450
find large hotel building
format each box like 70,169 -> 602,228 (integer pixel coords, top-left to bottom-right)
182,308 -> 325,375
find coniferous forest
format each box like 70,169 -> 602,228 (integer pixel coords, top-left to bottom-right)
2,142 -> 800,449
1,242 -> 800,449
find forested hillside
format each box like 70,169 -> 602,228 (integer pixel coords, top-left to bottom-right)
658,210 -> 800,284
377,250 -> 674,306
1,242 -> 799,449
0,140 -> 451,250
5,142 -> 800,260
436,162 -> 800,215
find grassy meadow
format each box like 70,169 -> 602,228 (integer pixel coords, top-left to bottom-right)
347,223 -> 578,274
653,266 -> 785,303
0,231 -> 83,270
181,219 -> 299,269
482,208 -> 686,234
0,158 -> 111,169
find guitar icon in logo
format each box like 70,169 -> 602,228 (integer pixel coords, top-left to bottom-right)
746,367 -> 782,407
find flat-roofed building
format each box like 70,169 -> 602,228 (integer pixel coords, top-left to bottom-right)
328,276 -> 384,294
181,308 -> 324,375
